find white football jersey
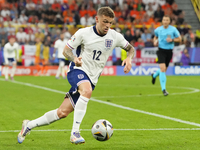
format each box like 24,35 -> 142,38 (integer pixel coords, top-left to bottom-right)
54,39 -> 68,59
67,26 -> 129,85
3,42 -> 19,58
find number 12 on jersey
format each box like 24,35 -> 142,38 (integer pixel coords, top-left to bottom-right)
93,50 -> 102,61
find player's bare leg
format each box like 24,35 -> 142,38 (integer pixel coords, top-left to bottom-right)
18,98 -> 74,144
70,82 -> 92,145
4,64 -> 9,81
61,62 -> 66,79
56,61 -> 65,79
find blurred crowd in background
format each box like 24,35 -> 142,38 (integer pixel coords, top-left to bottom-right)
0,0 -> 200,59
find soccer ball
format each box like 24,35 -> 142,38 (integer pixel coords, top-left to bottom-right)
91,119 -> 113,141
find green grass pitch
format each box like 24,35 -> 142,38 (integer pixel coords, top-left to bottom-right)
0,75 -> 200,150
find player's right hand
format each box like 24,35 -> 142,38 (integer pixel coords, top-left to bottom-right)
154,39 -> 158,46
74,56 -> 82,67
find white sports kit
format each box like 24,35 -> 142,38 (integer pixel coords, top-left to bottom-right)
67,26 -> 129,85
3,42 -> 19,64
54,39 -> 68,59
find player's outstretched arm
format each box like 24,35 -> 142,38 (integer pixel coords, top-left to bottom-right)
153,36 -> 158,46
172,36 -> 182,43
63,45 -> 82,67
121,44 -> 135,74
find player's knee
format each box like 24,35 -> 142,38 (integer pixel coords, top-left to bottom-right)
160,65 -> 166,72
60,61 -> 65,67
160,67 -> 166,72
57,108 -> 70,118
79,88 -> 92,98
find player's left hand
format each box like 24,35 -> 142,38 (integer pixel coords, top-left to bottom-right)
122,57 -> 132,74
74,56 -> 82,67
166,37 -> 173,43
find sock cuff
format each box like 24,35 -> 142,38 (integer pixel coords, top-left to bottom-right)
79,95 -> 89,103
160,72 -> 166,74
55,108 -> 60,120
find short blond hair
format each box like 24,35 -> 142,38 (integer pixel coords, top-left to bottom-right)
97,6 -> 115,18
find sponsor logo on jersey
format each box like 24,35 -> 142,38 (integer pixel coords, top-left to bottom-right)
78,74 -> 84,79
105,39 -> 113,49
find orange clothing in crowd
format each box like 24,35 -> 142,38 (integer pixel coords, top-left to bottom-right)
88,9 -> 96,17
118,17 -> 125,24
63,0 -> 68,3
134,41 -> 145,48
32,0 -> 42,4
63,10 -> 68,17
130,10 -> 139,18
132,4 -> 137,9
125,20 -> 132,27
64,16 -> 73,23
79,10 -> 87,17
135,14 -> 144,20
52,3 -> 61,10
153,22 -> 161,28
69,3 -> 77,11
114,11 -> 122,18
130,27 -> 135,36
162,3 -> 171,10
146,18 -> 154,25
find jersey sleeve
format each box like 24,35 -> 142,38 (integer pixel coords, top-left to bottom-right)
66,29 -> 83,50
173,28 -> 180,38
115,32 -> 129,49
15,43 -> 20,50
3,44 -> 8,57
54,40 -> 59,49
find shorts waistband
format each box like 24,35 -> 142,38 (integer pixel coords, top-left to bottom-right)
158,47 -> 172,51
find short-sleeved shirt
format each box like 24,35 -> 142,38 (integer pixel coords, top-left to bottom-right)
154,25 -> 180,50
54,39 -> 68,59
3,42 -> 19,58
67,26 -> 129,86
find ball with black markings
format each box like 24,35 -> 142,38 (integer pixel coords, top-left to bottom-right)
91,119 -> 113,141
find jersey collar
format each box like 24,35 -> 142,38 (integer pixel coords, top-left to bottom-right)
93,25 -> 106,37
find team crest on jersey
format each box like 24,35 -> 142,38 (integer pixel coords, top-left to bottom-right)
78,74 -> 84,79
105,39 -> 113,49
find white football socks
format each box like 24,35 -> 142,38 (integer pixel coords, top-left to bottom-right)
55,66 -> 61,78
27,109 -> 60,129
4,67 -> 9,80
71,95 -> 89,134
11,65 -> 16,77
56,61 -> 65,78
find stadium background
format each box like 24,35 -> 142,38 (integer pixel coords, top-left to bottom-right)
0,0 -> 200,76
1,1 -> 200,149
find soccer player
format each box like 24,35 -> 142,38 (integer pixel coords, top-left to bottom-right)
53,33 -> 68,79
17,7 -> 135,145
3,37 -> 19,81
151,15 -> 181,96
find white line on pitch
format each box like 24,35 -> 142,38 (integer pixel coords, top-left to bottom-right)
1,128 -> 200,133
93,86 -> 200,98
1,78 -> 200,127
